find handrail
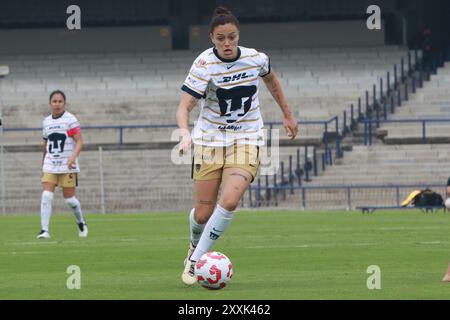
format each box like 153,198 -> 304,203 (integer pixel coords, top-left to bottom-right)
361,118 -> 450,145
3,118 -> 341,152
248,182 -> 447,208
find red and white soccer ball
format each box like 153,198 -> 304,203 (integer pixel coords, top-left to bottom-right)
195,251 -> 233,290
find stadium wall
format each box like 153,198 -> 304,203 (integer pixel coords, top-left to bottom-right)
0,20 -> 385,55
190,20 -> 386,50
0,26 -> 172,54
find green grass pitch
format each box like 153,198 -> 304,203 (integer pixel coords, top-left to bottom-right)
1,210 -> 450,299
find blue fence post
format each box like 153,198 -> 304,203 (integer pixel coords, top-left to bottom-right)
373,84 -> 376,106
322,152 -> 326,171
248,185 -> 253,207
289,155 -> 294,194
265,175 -> 270,207
358,98 -> 362,120
390,95 -> 395,114
412,76 -> 416,93
394,64 -> 398,89
313,146 -> 318,176
387,71 -> 391,96
383,100 -> 387,120
304,145 -> 310,182
364,117 -> 368,146
404,79 -> 408,101
422,120 -> 426,144
335,116 -> 341,158
296,148 -> 301,187
350,104 -> 354,126
376,106 -> 380,128
328,147 -> 333,166
397,88 -> 402,106
368,117 -> 373,146
401,58 -> 405,82
365,91 -> 369,117
380,78 -> 383,100
119,127 -> 124,145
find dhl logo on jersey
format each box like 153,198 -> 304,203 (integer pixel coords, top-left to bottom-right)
217,72 -> 255,84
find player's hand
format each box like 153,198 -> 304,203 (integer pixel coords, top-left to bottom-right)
283,114 -> 298,140
67,155 -> 76,169
179,132 -> 192,155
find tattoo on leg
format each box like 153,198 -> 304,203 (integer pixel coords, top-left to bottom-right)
230,173 -> 248,182
198,200 -> 215,205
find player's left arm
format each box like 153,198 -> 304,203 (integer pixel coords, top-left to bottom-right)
67,131 -> 83,169
262,72 -> 298,140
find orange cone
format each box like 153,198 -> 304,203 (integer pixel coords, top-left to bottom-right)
442,263 -> 450,282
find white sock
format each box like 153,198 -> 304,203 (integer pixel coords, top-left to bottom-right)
65,197 -> 85,224
190,208 -> 205,247
190,204 -> 234,261
40,191 -> 54,232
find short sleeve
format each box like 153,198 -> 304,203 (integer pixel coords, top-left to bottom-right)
67,115 -> 81,137
181,57 -> 210,99
258,52 -> 271,77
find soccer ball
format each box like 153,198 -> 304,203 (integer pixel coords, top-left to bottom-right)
195,251 -> 233,290
445,198 -> 450,210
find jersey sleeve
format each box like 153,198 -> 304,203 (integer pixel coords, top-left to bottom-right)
42,121 -> 48,140
181,56 -> 211,99
67,115 -> 81,137
258,52 -> 271,77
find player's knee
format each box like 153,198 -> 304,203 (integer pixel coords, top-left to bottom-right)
42,190 -> 54,203
194,206 -> 214,224
65,196 -> 79,208
219,197 -> 239,212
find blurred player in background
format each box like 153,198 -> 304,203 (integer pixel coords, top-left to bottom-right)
37,90 -> 88,239
176,6 -> 298,285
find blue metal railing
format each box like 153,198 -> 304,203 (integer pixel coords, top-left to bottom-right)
248,183 -> 447,209
362,118 -> 450,145
4,118 -> 342,154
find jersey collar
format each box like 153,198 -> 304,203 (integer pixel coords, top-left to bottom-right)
213,47 -> 241,63
52,111 -> 65,119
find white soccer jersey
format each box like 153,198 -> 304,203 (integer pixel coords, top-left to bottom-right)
182,46 -> 271,147
42,111 -> 81,174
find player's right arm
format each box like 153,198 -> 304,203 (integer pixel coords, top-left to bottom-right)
176,92 -> 199,154
42,121 -> 47,166
41,139 -> 47,166
177,54 -> 210,154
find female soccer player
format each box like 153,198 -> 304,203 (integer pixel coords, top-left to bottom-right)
176,7 -> 298,285
37,90 -> 88,239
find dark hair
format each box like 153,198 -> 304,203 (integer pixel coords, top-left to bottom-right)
209,6 -> 240,33
49,90 -> 66,102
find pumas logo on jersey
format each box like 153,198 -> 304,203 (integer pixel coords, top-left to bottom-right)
219,72 -> 253,84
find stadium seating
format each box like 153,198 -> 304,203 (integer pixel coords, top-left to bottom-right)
0,45 -> 416,213
1,45 -> 411,146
